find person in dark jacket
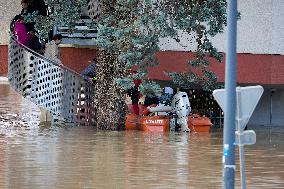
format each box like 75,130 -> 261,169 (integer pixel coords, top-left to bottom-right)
20,0 -> 33,15
81,59 -> 97,83
127,86 -> 140,115
20,0 -> 48,32
30,0 -> 48,16
127,76 -> 141,115
27,30 -> 43,53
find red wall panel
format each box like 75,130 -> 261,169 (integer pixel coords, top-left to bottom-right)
236,54 -> 272,84
1,45 -> 284,85
271,55 -> 284,84
0,45 -> 8,75
60,47 -> 97,73
153,52 -> 279,85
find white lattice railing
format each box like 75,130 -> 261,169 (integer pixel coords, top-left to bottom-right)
8,35 -> 96,125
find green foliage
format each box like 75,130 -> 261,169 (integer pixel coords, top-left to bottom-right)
168,70 -> 223,91
160,0 -> 227,90
115,77 -> 134,90
96,0 -> 173,67
95,0 -> 227,92
94,0 -> 178,94
139,81 -> 162,97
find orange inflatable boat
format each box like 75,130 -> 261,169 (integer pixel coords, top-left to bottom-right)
125,114 -> 170,132
187,114 -> 212,132
125,105 -> 212,132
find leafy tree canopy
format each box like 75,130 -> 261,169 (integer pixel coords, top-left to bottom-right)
25,0 -> 227,94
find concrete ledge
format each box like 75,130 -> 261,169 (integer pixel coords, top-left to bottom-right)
59,43 -> 97,49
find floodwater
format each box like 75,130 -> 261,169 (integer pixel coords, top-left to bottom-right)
0,83 -> 284,189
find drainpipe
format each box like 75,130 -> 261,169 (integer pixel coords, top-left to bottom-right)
270,88 -> 276,126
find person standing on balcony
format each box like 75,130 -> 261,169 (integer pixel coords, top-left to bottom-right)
20,0 -> 48,32
44,34 -> 63,65
27,30 -> 44,54
21,0 -> 47,16
13,15 -> 32,46
20,0 -> 35,31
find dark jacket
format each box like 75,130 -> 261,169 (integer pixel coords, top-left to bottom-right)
27,35 -> 42,52
127,86 -> 139,104
144,95 -> 159,107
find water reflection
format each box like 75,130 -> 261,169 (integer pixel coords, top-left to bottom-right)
0,83 -> 284,188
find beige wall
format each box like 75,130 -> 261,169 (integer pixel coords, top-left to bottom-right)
0,0 -> 21,45
272,0 -> 284,55
1,0 -> 284,55
159,0 -> 284,55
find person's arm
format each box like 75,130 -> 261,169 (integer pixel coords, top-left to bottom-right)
45,43 -> 61,64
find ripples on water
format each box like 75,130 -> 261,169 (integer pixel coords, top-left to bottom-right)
0,84 -> 283,189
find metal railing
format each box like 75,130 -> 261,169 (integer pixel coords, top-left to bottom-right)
8,34 -> 96,125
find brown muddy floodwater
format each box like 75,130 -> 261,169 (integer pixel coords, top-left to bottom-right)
0,83 -> 284,189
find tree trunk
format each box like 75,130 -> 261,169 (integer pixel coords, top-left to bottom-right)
94,48 -> 128,130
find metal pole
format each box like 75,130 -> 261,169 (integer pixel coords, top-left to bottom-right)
223,0 -> 238,188
236,88 -> 246,189
269,89 -> 273,142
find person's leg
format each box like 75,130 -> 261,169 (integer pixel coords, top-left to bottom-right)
132,103 -> 139,115
39,107 -> 52,122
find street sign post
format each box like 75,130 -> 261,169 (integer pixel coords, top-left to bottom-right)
213,85 -> 264,189
222,1 -> 238,188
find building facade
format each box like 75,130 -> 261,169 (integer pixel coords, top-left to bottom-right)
1,0 -> 284,126
157,0 -> 284,126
